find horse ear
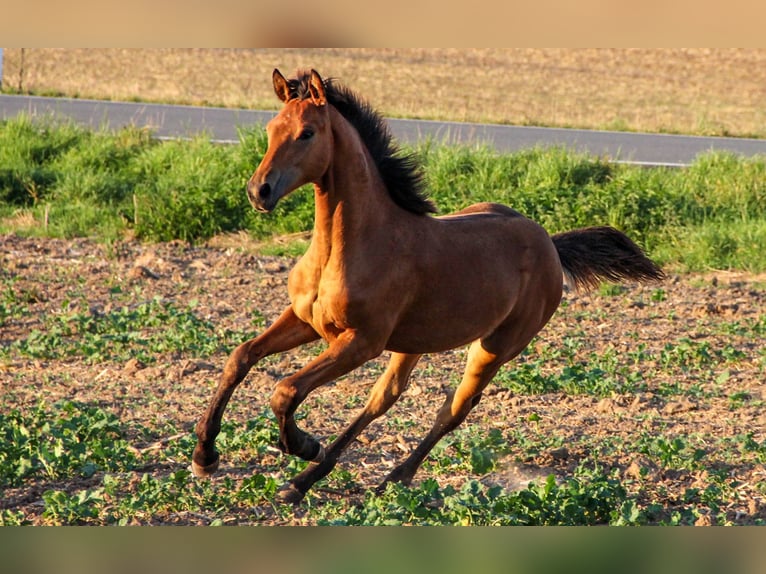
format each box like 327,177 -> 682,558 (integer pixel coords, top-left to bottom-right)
308,69 -> 327,106
272,69 -> 291,103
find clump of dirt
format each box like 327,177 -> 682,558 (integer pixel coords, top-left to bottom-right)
2,233 -> 764,524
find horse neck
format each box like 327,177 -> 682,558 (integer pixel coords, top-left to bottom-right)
311,107 -> 395,253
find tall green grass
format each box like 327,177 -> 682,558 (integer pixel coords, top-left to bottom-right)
2,115 -> 765,271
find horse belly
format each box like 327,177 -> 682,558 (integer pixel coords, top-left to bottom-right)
384,269 -> 522,353
385,320 -> 499,354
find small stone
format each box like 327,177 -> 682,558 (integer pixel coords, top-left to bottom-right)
129,265 -> 160,280
625,460 -> 643,479
662,398 -> 697,415
549,447 -> 569,461
123,358 -> 146,376
596,398 -> 614,413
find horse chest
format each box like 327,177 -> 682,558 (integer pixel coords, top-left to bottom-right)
287,263 -> 362,340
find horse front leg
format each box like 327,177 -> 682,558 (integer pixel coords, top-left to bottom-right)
191,306 -> 319,477
280,352 -> 421,503
268,330 -> 384,502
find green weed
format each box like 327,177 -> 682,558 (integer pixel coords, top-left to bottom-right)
42,488 -> 106,524
635,434 -> 707,471
0,510 -> 27,525
0,400 -> 137,487
497,347 -> 644,397
4,296 -> 255,364
0,276 -> 31,326
3,117 -> 766,271
6,398 -> 763,525
598,283 -> 626,297
314,466 -> 629,526
659,337 -> 746,371
426,427 -> 509,476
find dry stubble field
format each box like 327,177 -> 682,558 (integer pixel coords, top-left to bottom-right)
1,49 -> 765,525
3,48 -> 766,137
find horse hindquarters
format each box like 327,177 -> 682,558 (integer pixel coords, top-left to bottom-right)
380,233 -> 564,488
386,213 -> 563,354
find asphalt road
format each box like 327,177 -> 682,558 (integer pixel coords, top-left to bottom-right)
2,94 -> 766,167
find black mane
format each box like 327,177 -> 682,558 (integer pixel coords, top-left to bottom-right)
285,71 -> 436,215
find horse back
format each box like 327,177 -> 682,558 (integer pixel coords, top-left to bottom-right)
439,202 -> 526,220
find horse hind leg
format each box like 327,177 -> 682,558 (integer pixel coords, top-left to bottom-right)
376,340 -> 505,489
276,352 -> 422,503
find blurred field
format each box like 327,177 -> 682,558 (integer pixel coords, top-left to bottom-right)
2,48 -> 766,138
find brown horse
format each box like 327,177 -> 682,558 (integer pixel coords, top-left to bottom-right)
192,69 -> 664,503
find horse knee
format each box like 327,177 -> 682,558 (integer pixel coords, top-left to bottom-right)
270,382 -> 299,419
222,340 -> 259,382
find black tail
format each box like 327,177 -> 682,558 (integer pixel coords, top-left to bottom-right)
552,226 -> 665,291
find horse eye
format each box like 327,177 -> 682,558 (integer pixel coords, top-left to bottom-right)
298,128 -> 315,141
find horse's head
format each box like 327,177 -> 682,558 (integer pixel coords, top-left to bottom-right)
247,69 -> 333,213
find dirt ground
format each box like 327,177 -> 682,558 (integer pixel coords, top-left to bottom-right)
1,233 -> 765,524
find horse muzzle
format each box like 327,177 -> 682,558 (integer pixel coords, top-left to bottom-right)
247,179 -> 280,213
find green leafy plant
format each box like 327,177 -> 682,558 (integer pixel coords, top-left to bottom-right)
314,466 -> 630,526
5,296 -> 255,364
0,400 -> 138,487
3,117 -> 766,271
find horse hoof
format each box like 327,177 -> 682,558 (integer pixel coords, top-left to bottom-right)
374,481 -> 390,496
311,444 -> 326,464
375,478 -> 402,496
275,483 -> 306,505
191,452 -> 220,478
377,468 -> 413,494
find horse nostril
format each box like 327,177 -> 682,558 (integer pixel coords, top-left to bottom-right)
258,183 -> 272,200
